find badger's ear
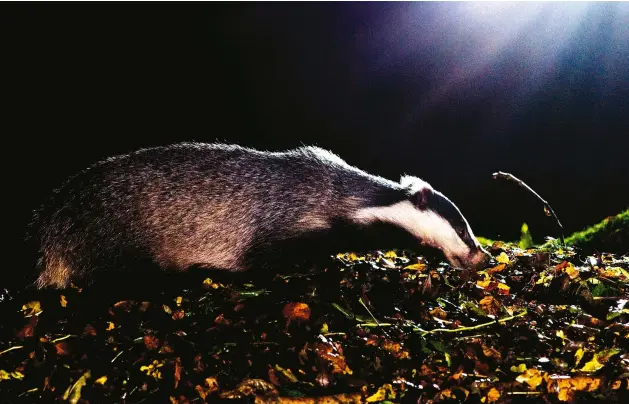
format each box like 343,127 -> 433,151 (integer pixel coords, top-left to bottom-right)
411,186 -> 433,209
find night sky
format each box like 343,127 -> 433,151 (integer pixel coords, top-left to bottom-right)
3,3 -> 628,265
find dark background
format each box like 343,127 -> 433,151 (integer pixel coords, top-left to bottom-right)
3,3 -> 628,267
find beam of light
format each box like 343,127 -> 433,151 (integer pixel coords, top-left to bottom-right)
367,2 -> 628,130
418,2 -> 590,111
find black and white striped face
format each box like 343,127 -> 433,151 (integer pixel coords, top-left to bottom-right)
410,186 -> 489,268
354,177 -> 490,269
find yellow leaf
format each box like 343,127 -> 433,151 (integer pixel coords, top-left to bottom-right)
106,322 -> 115,331
274,365 -> 298,383
510,363 -> 527,373
94,376 -> 107,385
63,371 -> 91,404
60,295 -> 67,308
556,330 -> 565,339
574,348 -> 584,368
366,384 -> 396,402
384,250 -> 397,258
10,371 -> 24,380
163,304 -> 172,314
565,266 -> 580,279
496,252 -> 510,264
404,263 -> 427,271
497,282 -> 510,292
22,301 -> 42,317
140,360 -> 164,380
487,387 -> 501,403
320,323 -> 329,333
477,279 -> 492,288
516,368 -> 544,389
580,355 -> 604,373
176,296 -> 182,307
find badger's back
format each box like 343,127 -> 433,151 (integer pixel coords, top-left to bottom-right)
31,143 -> 400,289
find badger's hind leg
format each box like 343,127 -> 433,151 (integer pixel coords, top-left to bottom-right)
35,256 -> 73,289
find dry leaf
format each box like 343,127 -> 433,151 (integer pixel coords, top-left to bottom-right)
282,302 -> 311,322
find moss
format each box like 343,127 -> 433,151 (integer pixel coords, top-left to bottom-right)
479,210 -> 628,254
561,209 -> 629,254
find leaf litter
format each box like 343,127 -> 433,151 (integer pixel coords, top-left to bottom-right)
0,243 -> 627,403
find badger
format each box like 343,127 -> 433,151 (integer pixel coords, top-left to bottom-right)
28,143 -> 489,289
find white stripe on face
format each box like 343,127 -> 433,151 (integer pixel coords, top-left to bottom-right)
353,200 -> 471,265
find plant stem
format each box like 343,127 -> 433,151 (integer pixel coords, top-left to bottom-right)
492,171 -> 565,247
419,309 -> 527,336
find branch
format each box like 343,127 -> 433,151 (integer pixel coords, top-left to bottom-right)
419,309 -> 528,336
492,171 -> 565,247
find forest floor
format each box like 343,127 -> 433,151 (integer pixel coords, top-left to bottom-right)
0,213 -> 627,403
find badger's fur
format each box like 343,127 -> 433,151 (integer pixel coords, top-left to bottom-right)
29,143 -> 489,289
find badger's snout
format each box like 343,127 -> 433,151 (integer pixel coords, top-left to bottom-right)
468,247 -> 491,269
448,247 -> 491,270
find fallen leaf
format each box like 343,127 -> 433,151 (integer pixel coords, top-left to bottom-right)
479,295 -> 502,316
486,387 -> 501,403
22,301 -> 42,317
496,252 -> 510,264
404,263 -> 427,270
516,368 -> 544,389
62,371 -> 90,404
282,302 -> 311,322
144,335 -> 160,350
94,376 -> 107,385
174,357 -> 182,388
366,384 -> 396,402
55,342 -> 70,356
488,263 -> 506,274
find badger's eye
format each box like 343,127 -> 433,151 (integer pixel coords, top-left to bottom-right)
455,227 -> 467,238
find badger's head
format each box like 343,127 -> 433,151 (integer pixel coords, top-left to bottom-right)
354,175 -> 490,269
402,176 -> 490,269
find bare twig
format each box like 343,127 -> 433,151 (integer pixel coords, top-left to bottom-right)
0,345 -> 23,356
419,309 -> 528,336
492,171 -> 565,247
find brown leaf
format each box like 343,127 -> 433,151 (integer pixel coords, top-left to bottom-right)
315,340 -> 352,375
482,344 -> 503,361
113,300 -> 134,312
174,357 -> 182,389
479,296 -> 502,317
268,368 -> 281,387
429,307 -> 448,319
172,310 -> 185,321
16,316 -> 38,340
55,341 -> 70,356
488,263 -> 506,275
214,314 -> 231,326
144,335 -> 160,350
282,302 -> 311,322
83,324 -> 97,336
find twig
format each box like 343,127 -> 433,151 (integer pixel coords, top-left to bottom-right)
111,350 -> 124,363
492,171 -> 565,247
359,297 -> 391,337
51,334 -> 75,343
0,345 -> 23,356
419,309 -> 527,336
